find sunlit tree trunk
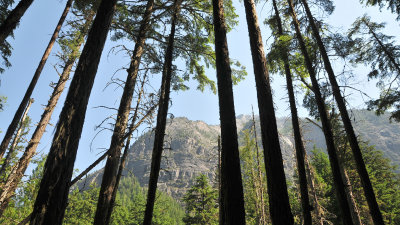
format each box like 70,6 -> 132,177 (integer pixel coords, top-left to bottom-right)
212,0 -> 246,223
287,0 -> 354,224
0,0 -> 35,43
0,0 -> 73,160
271,0 -> 312,223
29,0 -> 117,224
299,0 -> 384,224
0,11 -> 93,218
0,98 -> 33,181
304,154 -> 324,225
143,0 -> 180,224
243,0 -> 293,223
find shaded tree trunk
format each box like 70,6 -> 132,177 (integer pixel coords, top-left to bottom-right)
212,0 -> 246,223
93,0 -> 155,224
0,11 -> 92,217
0,0 -> 73,159
0,0 -> 35,44
271,0 -> 312,223
243,0 -> 293,223
29,0 -> 118,224
143,0 -> 180,224
0,98 -> 33,181
299,0 -> 384,224
286,1 -> 354,224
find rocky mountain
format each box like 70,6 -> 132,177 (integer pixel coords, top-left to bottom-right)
83,110 -> 400,201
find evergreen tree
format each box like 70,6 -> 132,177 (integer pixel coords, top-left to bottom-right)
182,174 -> 218,225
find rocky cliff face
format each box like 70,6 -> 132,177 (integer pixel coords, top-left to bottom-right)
82,110 -> 400,201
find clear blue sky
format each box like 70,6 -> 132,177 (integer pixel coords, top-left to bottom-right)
0,0 -> 398,173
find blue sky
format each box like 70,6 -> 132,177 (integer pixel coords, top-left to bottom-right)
0,0 -> 398,173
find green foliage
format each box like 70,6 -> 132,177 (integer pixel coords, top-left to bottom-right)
0,95 -> 6,112
0,154 -> 46,225
360,0 -> 400,20
347,15 -> 400,121
182,174 -> 218,225
0,0 -> 15,73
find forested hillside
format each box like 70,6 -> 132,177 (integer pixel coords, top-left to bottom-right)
1,0 -> 400,224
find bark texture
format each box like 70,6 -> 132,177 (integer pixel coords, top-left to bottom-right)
212,0 -> 246,223
0,10 -> 92,217
299,0 -> 384,223
271,0 -> 312,223
143,0 -> 180,224
93,0 -> 154,224
29,0 -> 117,224
287,1 -> 354,224
243,0 -> 293,223
0,0 -> 73,159
0,0 -> 35,43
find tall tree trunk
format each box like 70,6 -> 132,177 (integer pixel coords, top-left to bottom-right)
217,136 -> 225,225
251,108 -> 267,225
243,0 -> 293,223
212,0 -> 246,223
93,0 -> 154,224
0,11 -> 92,217
299,0 -> 384,224
0,0 -> 73,160
304,154 -> 324,225
341,165 -> 363,225
29,0 -> 117,224
104,71 -> 147,225
286,1 -> 354,224
0,0 -> 35,44
142,1 -> 180,224
271,0 -> 312,223
0,98 -> 33,180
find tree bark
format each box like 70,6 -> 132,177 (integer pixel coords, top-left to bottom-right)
93,1 -> 154,224
0,11 -> 92,217
0,0 -> 35,44
212,0 -> 246,223
217,136 -> 225,225
243,0 -> 293,224
304,154 -> 324,225
29,0 -> 117,224
271,0 -> 312,224
299,0 -> 384,224
0,0 -> 73,160
142,1 -> 180,224
287,1 -> 354,224
0,98 -> 33,181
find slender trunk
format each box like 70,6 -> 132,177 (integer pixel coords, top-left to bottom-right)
93,0 -> 154,224
341,165 -> 363,225
251,108 -> 267,225
104,71 -> 147,225
0,0 -> 35,43
212,0 -> 246,223
217,136 -> 225,225
299,0 -> 384,223
271,0 -> 312,223
287,1 -> 354,224
243,0 -> 293,223
143,1 -> 180,224
0,0 -> 73,159
0,12 -> 93,217
304,154 -> 324,225
0,98 -> 33,180
29,0 -> 117,224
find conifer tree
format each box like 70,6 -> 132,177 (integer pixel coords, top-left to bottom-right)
212,0 -> 246,222
0,0 -> 73,160
299,0 -> 384,223
29,0 -> 118,223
